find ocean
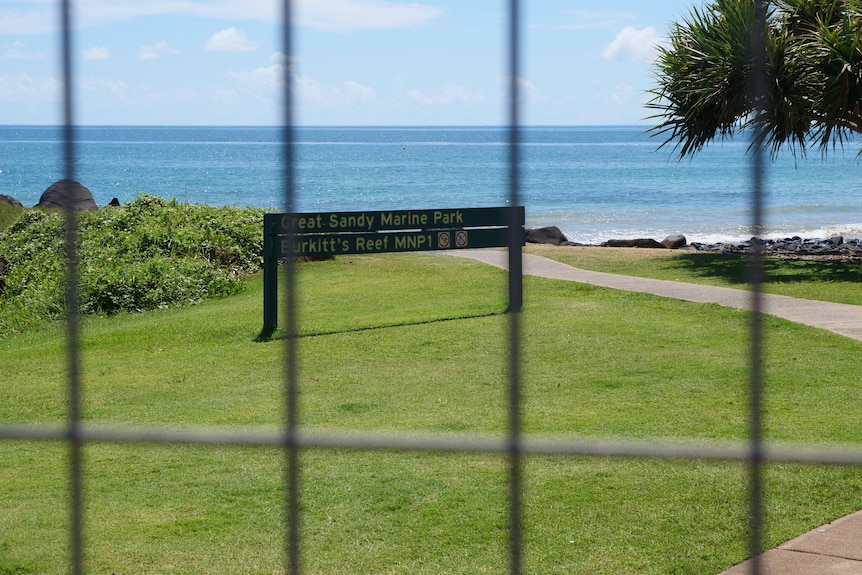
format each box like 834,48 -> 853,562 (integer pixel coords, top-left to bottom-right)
2,125 -> 862,245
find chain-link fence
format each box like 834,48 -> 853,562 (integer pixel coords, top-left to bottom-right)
3,1 -> 862,574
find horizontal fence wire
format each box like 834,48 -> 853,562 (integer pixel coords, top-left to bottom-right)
0,0 -> 858,574
4,425 -> 862,465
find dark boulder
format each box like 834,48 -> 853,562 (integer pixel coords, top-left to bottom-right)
36,180 -> 98,211
107,197 -> 121,207
605,238 -> 665,249
0,194 -> 23,208
526,226 -> 569,246
661,234 -> 687,249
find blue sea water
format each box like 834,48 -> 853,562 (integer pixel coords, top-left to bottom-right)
2,124 -> 862,244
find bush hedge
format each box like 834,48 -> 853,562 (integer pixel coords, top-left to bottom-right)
0,194 -> 265,338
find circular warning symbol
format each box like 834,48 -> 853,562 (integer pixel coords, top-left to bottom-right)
455,230 -> 468,247
438,231 -> 451,248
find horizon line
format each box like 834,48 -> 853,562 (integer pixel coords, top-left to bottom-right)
0,123 -> 652,129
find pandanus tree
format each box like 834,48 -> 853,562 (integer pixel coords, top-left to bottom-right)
648,0 -> 862,158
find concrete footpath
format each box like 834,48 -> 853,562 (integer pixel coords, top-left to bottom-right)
442,249 -> 862,575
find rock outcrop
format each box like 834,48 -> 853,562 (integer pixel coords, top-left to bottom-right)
605,238 -> 665,249
697,236 -> 862,259
661,234 -> 687,249
0,194 -> 23,208
525,226 -> 570,246
36,180 -> 98,211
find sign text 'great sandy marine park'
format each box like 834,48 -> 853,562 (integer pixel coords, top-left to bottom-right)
262,206 -> 525,331
265,207 -> 523,257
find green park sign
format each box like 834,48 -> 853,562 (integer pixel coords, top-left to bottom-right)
262,206 -> 525,331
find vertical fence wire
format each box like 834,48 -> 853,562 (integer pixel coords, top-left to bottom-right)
280,2 -> 301,575
59,1 -> 84,574
746,2 -> 769,572
506,2 -> 524,575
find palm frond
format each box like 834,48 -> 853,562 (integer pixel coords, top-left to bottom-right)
646,0 -> 758,157
649,0 -> 862,158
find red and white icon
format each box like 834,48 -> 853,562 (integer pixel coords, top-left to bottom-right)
455,230 -> 468,247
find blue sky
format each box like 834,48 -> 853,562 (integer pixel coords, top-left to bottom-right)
0,0 -> 697,126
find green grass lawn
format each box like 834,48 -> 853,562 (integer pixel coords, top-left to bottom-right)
526,244 -> 862,305
2,253 -> 861,574
0,202 -> 24,232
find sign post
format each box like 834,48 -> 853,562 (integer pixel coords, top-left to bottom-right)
261,206 -> 525,332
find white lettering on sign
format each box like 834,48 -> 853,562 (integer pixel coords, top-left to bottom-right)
280,214 -> 324,231
355,235 -> 391,252
433,210 -> 464,225
281,237 -> 345,254
395,234 -> 433,250
381,211 -> 429,227
329,213 -> 375,231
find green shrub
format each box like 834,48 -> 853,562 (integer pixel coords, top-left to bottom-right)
0,195 -> 265,338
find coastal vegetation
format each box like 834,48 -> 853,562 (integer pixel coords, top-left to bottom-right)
2,247 -> 862,573
0,194 -> 263,339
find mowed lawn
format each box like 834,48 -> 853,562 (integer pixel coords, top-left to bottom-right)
525,243 -> 862,304
1,252 -> 861,574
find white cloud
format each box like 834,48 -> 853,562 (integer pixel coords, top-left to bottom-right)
501,76 -> 536,94
0,10 -> 53,35
80,77 -> 128,95
0,0 -> 278,33
602,26 -> 663,63
138,41 -> 180,61
247,64 -> 286,88
205,28 -> 259,53
405,84 -> 484,107
270,52 -> 302,66
597,81 -> 634,105
1,41 -> 41,61
227,61 -> 377,108
292,74 -> 377,107
0,0 -> 441,35
223,63 -> 377,113
297,0 -> 443,32
498,76 -> 548,106
227,64 -> 287,98
83,46 -> 111,61
0,73 -> 60,101
343,80 -> 376,104
555,10 -> 638,31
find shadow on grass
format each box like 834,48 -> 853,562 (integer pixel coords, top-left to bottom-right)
255,309 -> 506,342
667,253 -> 862,286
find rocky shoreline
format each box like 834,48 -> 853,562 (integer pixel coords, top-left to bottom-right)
526,226 -> 862,260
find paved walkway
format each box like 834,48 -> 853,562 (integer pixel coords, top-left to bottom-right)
446,249 -> 862,341
442,249 -> 862,574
